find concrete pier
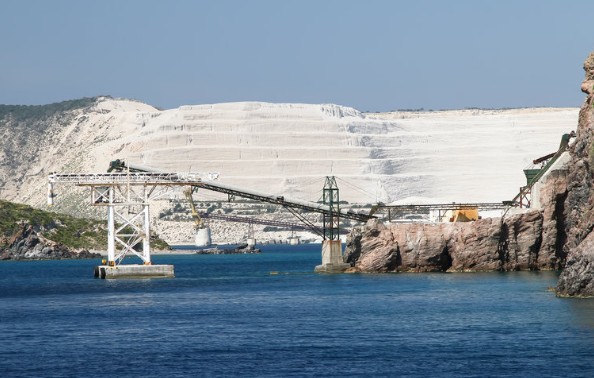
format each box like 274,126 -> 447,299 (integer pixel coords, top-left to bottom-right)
247,237 -> 257,248
94,264 -> 175,279
314,240 -> 351,273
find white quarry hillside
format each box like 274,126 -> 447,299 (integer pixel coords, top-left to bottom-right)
73,100 -> 579,202
3,97 -> 579,244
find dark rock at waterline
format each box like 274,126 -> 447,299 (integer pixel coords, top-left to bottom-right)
0,223 -> 101,260
556,232 -> 594,297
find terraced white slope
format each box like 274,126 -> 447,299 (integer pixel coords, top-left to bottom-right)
365,108 -> 579,203
92,101 -> 578,205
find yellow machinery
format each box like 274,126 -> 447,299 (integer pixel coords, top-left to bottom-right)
184,187 -> 212,247
184,187 -> 207,230
449,208 -> 479,222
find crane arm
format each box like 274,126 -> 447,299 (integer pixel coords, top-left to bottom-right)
184,187 -> 205,229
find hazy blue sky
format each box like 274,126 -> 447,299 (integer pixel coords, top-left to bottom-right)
1,0 -> 593,111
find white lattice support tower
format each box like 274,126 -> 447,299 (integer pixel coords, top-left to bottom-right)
92,184 -> 157,265
48,173 -> 178,267
143,187 -> 151,263
107,187 -> 115,264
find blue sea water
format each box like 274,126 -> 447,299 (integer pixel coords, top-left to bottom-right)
1,244 -> 594,377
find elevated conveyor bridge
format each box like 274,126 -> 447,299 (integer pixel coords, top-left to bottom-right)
48,172 -> 372,222
48,170 -> 373,268
370,202 -> 508,222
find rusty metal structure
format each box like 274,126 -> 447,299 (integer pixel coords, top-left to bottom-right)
508,131 -> 575,208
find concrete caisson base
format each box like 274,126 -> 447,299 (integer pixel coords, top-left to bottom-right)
195,227 -> 212,247
314,240 -> 351,273
94,264 -> 175,279
314,262 -> 351,273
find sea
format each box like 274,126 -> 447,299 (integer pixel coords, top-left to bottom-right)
1,243 -> 594,377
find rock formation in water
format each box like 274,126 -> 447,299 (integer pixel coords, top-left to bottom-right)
0,223 -> 101,260
345,211 -> 556,273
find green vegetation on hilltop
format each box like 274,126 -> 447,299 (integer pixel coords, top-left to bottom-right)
0,199 -> 106,249
0,97 -> 105,178
0,97 -> 101,124
0,200 -> 169,251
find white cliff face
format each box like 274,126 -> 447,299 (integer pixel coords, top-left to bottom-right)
10,98 -> 580,206
93,101 -> 578,205
2,97 -> 579,244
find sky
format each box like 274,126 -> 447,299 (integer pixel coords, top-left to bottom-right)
1,0 -> 593,111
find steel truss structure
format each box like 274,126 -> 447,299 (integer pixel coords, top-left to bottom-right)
322,176 -> 340,240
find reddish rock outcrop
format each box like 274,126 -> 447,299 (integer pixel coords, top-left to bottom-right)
556,51 -> 594,296
345,211 -> 548,273
537,169 -> 569,270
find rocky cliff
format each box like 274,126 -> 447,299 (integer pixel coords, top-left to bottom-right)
0,223 -> 100,260
344,211 -> 559,273
556,51 -> 594,297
